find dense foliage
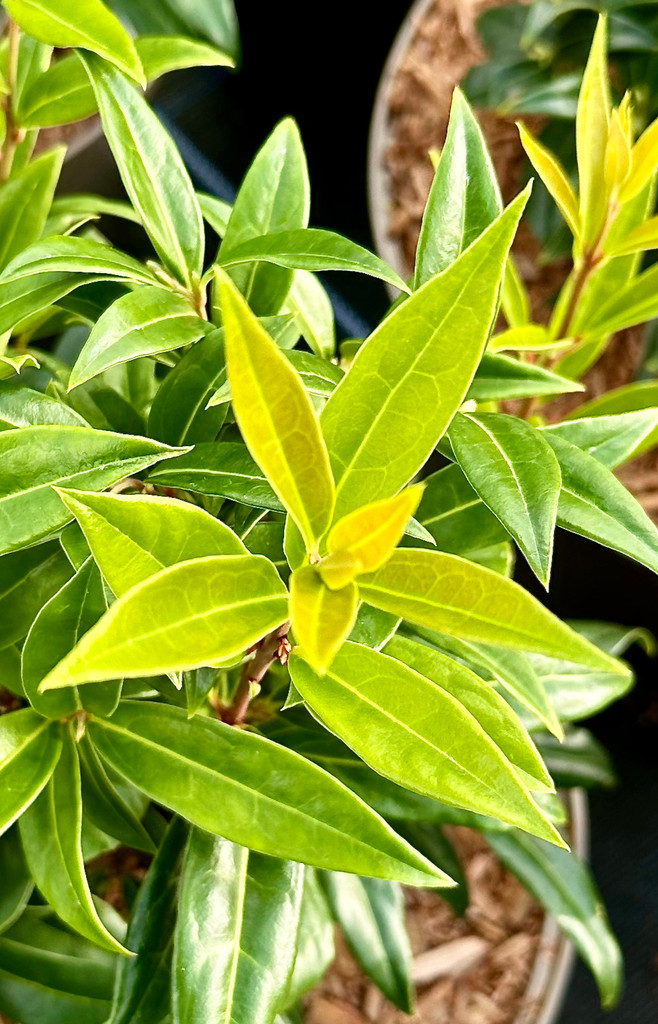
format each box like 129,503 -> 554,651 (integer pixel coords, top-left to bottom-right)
0,5 -> 654,1022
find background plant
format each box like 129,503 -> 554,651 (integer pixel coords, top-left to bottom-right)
0,3 -> 654,1023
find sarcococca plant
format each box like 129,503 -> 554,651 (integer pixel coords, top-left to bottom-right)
0,2 -> 650,1022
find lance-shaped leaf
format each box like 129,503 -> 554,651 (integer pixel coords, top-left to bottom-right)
357,549 -> 624,672
545,432 -> 658,574
415,88 -> 501,286
0,710 -> 62,836
0,380 -> 87,430
109,816 -> 188,1024
80,53 -> 204,288
321,189 -> 529,522
5,0 -> 143,83
57,488 -> 245,596
321,872 -> 414,1013
289,645 -> 562,845
0,425 -> 185,555
604,214 -> 658,258
467,353 -> 583,402
88,701 -> 451,887
486,829 -> 622,1008
22,557 -> 121,719
219,228 -> 408,292
173,830 -> 304,1024
0,542 -> 72,651
149,441 -> 283,510
537,728 -> 616,789
581,262 -> 658,337
208,348 -> 343,408
284,869 -> 335,1006
526,650 -> 633,726
415,463 -> 507,557
543,409 -> 658,469
0,148 -> 64,271
290,566 -> 359,673
322,485 -> 424,585
285,269 -> 335,359
576,16 -> 610,243
78,735 -> 154,853
0,828 -> 33,935
219,118 -> 309,315
19,728 -> 128,955
619,114 -> 658,203
518,122 -> 580,237
69,287 -> 208,388
220,272 -> 335,550
385,635 -> 552,791
449,412 -> 561,586
39,554 -> 289,689
147,329 -> 227,446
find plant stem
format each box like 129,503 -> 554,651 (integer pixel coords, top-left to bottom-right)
0,20 -> 22,183
223,622 -> 291,726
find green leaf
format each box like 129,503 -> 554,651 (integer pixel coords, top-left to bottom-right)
0,909 -> 116,1024
0,709 -> 61,836
467,353 -> 583,401
386,635 -> 553,792
415,462 -> 507,558
0,541 -> 72,650
79,53 -> 204,288
576,16 -> 610,244
357,549 -> 624,672
290,644 -> 561,844
78,734 -> 154,852
109,815 -> 187,1024
19,728 -> 128,954
392,822 -> 468,915
449,412 -> 561,585
321,189 -> 528,521
321,872 -> 414,1012
0,352 -> 39,380
58,487 -> 245,596
543,409 -> 658,469
545,432 -> 658,575
147,328 -> 227,446
415,88 -> 501,286
208,347 -> 343,408
221,272 -> 335,550
220,228 -> 408,292
581,261 -> 658,337
536,728 -> 616,789
69,287 -> 208,388
518,122 -> 580,237
40,554 -> 288,688
149,441 -> 284,510
89,701 -> 449,886
0,148 -> 64,271
0,425 -> 185,555
349,604 -> 400,649
290,567 -> 359,672
22,557 -> 121,719
173,830 -> 304,1024
0,829 -> 33,935
284,269 -> 335,359
5,0 -> 144,83
284,869 -> 334,1007
486,829 -> 622,1008
0,380 -> 87,430
219,118 -> 309,315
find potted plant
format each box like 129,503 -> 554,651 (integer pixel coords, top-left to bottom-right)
0,3 -> 653,1024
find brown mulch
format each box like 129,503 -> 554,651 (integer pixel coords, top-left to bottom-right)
306,828 -> 545,1024
382,0 -> 657,515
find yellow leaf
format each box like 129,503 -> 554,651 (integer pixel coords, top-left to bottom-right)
325,485 -> 424,578
316,551 -> 360,590
576,16 -> 611,243
219,270 -> 335,553
290,566 -> 359,673
604,214 -> 658,258
517,122 -> 580,238
605,108 -> 631,196
620,115 -> 658,203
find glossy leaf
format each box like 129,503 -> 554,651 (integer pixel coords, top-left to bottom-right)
284,869 -> 335,1006
619,114 -> 658,203
324,485 -> 424,580
78,734 -> 154,852
545,432 -> 658,575
0,425 -> 184,555
69,287 -> 208,388
149,441 -> 284,510
536,728 -> 616,790
19,728 -> 128,954
289,644 -> 562,844
321,190 -> 528,521
173,830 -> 303,1024
358,549 -> 624,672
449,412 -> 561,585
109,816 -> 188,1024
415,88 -> 501,286
543,409 -> 658,469
0,542 -> 72,650
147,328 -> 227,446
415,463 -> 507,558
527,650 -> 633,725
576,17 -> 610,243
22,557 -> 121,719
208,347 -> 343,408
0,380 -> 87,430
518,122 -> 580,236
321,872 -> 414,1012
486,829 -> 622,1008
0,710 -> 61,836
221,272 -> 335,550
89,701 -> 448,886
0,148 -> 64,271
285,269 -> 335,359
0,828 -> 33,935
581,261 -> 658,338
219,118 -> 309,315
58,488 -> 245,596
80,53 -> 204,288
467,353 -> 583,401
40,554 -> 288,688
290,566 -> 359,672
5,0 -> 144,83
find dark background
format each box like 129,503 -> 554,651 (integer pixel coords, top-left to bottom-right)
66,1 -> 658,1019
